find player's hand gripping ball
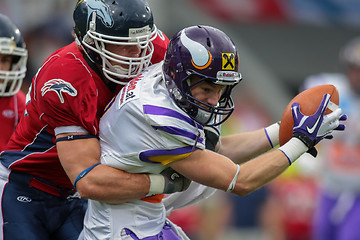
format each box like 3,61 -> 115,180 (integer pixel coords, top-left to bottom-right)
279,84 -> 340,146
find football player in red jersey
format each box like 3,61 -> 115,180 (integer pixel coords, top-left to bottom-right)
0,14 -> 27,153
0,1 -> 188,239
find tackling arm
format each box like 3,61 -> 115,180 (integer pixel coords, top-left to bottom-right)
57,134 -> 150,204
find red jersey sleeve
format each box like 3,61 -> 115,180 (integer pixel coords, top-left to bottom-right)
34,52 -> 99,135
150,29 -> 170,65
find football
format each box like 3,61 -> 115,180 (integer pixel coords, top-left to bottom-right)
279,84 -> 339,146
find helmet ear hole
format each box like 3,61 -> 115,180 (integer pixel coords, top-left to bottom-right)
206,38 -> 211,47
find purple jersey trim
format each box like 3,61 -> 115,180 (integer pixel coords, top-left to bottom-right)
143,105 -> 203,130
152,125 -> 204,144
139,146 -> 196,163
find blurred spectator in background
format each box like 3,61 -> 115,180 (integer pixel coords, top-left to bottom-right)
167,191 -> 232,240
261,159 -> 319,240
0,14 -> 27,152
301,37 -> 360,240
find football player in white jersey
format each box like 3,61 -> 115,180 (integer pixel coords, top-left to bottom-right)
80,25 -> 346,240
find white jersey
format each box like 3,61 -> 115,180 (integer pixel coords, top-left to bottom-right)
302,73 -> 360,194
81,63 -> 206,240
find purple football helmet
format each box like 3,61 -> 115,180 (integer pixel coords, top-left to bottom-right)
163,25 -> 242,126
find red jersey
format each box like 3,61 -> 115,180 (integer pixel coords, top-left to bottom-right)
150,29 -> 169,64
0,33 -> 169,189
0,91 -> 26,152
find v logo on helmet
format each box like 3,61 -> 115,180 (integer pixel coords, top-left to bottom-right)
86,0 -> 114,28
222,53 -> 235,70
180,29 -> 212,70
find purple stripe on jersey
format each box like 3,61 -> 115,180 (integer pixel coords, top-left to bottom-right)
152,125 -> 204,145
139,146 -> 197,163
143,105 -> 203,130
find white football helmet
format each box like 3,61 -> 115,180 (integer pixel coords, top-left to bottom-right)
0,14 -> 27,97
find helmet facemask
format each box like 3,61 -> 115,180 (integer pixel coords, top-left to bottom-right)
80,12 -> 155,85
173,70 -> 241,126
0,37 -> 27,97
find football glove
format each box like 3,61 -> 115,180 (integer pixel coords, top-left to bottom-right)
147,168 -> 191,196
204,126 -> 220,152
161,168 -> 191,194
160,167 -> 191,193
292,93 -> 330,149
291,94 -> 346,157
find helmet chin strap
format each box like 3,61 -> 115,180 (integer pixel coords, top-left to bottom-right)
112,64 -> 136,75
194,108 -> 213,125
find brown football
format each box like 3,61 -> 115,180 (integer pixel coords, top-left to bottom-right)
279,84 -> 339,146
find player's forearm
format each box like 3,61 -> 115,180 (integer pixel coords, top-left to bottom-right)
232,149 -> 289,196
169,148 -> 289,197
219,128 -> 272,164
57,136 -> 151,204
76,165 -> 150,204
169,149 -> 238,191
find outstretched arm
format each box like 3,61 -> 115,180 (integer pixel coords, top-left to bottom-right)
219,128 -> 274,164
169,94 -> 346,196
168,147 -> 289,196
216,121 -> 280,164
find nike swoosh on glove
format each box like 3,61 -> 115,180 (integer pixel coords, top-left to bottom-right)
291,93 -> 331,149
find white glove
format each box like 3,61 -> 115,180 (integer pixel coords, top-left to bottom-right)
317,108 -> 346,139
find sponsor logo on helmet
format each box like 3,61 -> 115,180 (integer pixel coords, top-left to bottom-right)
84,0 -> 114,28
0,38 -> 17,53
180,29 -> 212,70
129,26 -> 152,38
218,71 -> 237,78
216,71 -> 241,84
222,53 -> 235,70
41,79 -> 78,103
